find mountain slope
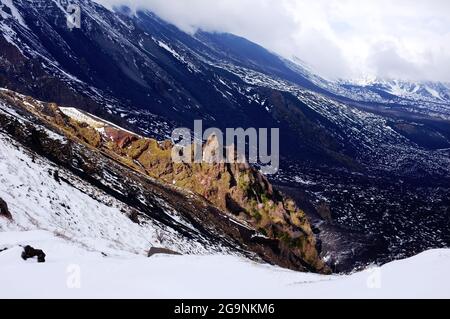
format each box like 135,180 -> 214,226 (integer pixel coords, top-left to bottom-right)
0,88 -> 328,273
0,133 -> 217,256
0,0 -> 449,173
1,0 -> 449,272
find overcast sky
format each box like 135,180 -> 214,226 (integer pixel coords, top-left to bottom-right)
95,0 -> 450,82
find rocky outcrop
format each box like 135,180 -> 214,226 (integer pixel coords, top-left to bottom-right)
0,198 -> 12,220
124,135 -> 328,272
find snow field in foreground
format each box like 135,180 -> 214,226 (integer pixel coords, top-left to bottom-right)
0,230 -> 449,299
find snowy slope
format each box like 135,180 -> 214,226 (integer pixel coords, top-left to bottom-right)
0,230 -> 449,299
0,132 -> 230,257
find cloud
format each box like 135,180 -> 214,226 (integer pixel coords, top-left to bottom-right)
94,0 -> 450,82
367,41 -> 423,80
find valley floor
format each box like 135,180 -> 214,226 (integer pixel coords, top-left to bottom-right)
0,230 -> 449,299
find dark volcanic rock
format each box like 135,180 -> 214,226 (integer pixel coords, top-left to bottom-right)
21,246 -> 46,263
0,198 -> 12,220
148,247 -> 182,257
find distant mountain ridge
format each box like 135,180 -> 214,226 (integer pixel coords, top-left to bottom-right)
338,78 -> 450,104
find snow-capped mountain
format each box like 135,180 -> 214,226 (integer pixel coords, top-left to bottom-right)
348,79 -> 450,103
0,0 -> 449,274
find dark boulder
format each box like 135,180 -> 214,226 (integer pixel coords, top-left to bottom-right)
128,209 -> 140,225
21,246 -> 46,263
0,198 -> 12,220
2,5 -> 12,15
148,247 -> 181,257
53,170 -> 60,183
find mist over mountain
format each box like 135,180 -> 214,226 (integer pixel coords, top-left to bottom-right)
94,0 -> 450,82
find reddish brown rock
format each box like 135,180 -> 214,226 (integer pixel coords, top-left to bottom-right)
104,127 -> 138,148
